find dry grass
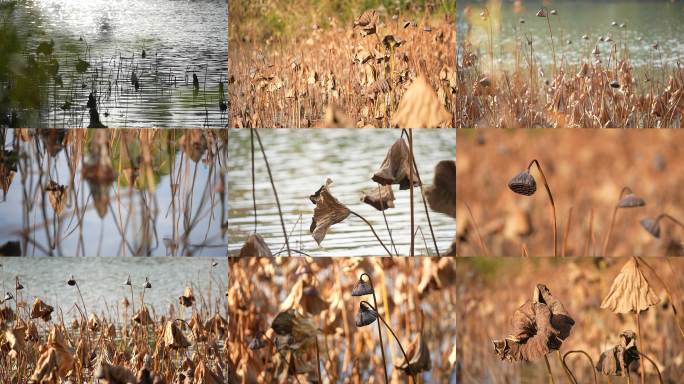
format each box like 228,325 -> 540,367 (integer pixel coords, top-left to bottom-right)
456,257 -> 684,383
227,257 -> 457,383
456,129 -> 684,257
229,3 -> 456,128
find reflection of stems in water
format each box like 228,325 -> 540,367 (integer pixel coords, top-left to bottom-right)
253,129 -> 291,256
349,210 -> 393,256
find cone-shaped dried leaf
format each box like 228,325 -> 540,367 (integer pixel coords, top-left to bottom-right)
30,298 -> 54,322
361,185 -> 395,211
397,335 -> 431,375
132,306 -> 153,325
355,302 -> 378,327
391,75 -> 451,128
372,139 -> 420,190
601,258 -> 660,314
424,160 -> 455,217
5,326 -> 26,357
617,193 -> 645,208
239,233 -> 273,257
179,286 -> 195,307
194,361 -> 223,384
508,171 -> 537,196
29,347 -> 59,383
310,181 -> 350,245
536,284 -> 575,340
163,320 -> 190,349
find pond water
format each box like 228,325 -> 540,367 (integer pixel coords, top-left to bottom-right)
1,0 -> 228,128
458,0 -> 684,68
227,129 -> 456,256
0,257 -> 227,317
0,128 -> 228,256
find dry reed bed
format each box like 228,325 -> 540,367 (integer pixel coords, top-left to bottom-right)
229,10 -> 456,128
0,128 -> 228,256
456,129 -> 684,257
0,274 -> 229,383
457,257 -> 684,383
456,7 -> 684,128
227,257 -> 457,383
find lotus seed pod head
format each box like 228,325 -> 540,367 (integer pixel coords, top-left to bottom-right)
536,9 -> 546,17
609,80 -> 621,89
640,218 -> 660,238
67,275 -> 76,286
508,171 -> 537,196
550,9 -> 557,15
617,193 -> 645,208
351,277 -> 374,297
124,275 -> 132,286
355,302 -> 378,327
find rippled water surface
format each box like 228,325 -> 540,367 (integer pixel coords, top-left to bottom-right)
228,129 -> 456,256
458,0 -> 684,68
1,0 -> 227,128
0,129 -> 227,256
0,257 -> 226,315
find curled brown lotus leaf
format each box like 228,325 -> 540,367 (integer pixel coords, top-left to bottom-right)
179,286 -> 195,307
494,285 -> 574,362
424,160 -> 455,217
179,130 -> 208,163
46,181 -> 68,215
319,104 -> 353,128
238,233 -> 273,257
194,361 -> 223,384
396,335 -> 431,375
30,298 -> 54,322
391,75 -> 452,128
361,184 -> 395,211
601,257 -> 660,314
354,9 -> 378,36
4,326 -> 26,358
596,330 -> 640,377
29,347 -> 59,383
372,139 -> 420,190
132,306 -> 153,326
47,326 -> 74,377
28,326 -> 74,382
189,312 -> 207,342
271,309 -> 318,350
95,361 -> 137,384
163,320 -> 191,349
204,313 -> 227,337
280,278 -> 330,316
417,257 -> 456,296
309,180 -> 350,245
88,313 -> 100,331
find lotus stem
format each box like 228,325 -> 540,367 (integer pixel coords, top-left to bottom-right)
543,354 -> 557,384
636,257 -> 684,338
250,128 -> 257,232
360,273 -> 389,384
563,350 -> 598,384
542,7 -> 557,76
315,336 -> 323,384
636,311 -> 645,384
74,282 -> 89,322
638,351 -> 663,384
464,201 -> 488,256
653,213 -> 684,232
602,187 -> 632,257
361,300 -> 416,383
409,129 -> 415,256
562,206 -> 573,257
349,210 -> 393,256
556,350 -> 576,384
253,129 -> 290,256
528,159 -> 557,257
377,184 -> 398,256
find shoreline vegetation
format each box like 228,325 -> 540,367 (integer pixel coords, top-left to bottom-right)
457,4 -> 684,128
229,0 -> 457,128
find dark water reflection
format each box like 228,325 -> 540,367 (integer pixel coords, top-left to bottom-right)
0,0 -> 228,128
0,128 -> 228,256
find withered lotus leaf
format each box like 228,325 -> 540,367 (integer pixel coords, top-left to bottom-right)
271,309 -> 318,350
372,139 -> 420,190
361,185 -> 395,211
29,347 -> 59,383
309,180 -> 350,245
596,330 -> 640,377
391,75 -> 451,128
163,320 -> 191,349
601,257 -> 660,314
30,298 -> 54,322
132,306 -> 153,326
94,361 -> 137,384
194,361 -> 223,384
424,160 -> 455,217
239,233 -> 273,257
320,104 -> 353,128
396,335 -> 431,375
204,313 -> 227,337
87,313 -> 100,331
179,287 -> 195,307
280,279 -> 330,316
494,284 -> 574,362
4,326 -> 26,357
46,181 -> 68,216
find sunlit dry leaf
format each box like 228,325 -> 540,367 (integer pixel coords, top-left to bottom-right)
396,335 -> 431,375
30,298 -> 54,322
424,160 -> 455,217
391,75 -> 451,128
179,287 -> 195,307
601,257 -> 660,314
596,330 -> 640,376
163,321 -> 190,349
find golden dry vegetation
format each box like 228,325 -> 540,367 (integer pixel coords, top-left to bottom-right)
456,129 -> 684,257
229,2 -> 457,128
227,257 -> 457,383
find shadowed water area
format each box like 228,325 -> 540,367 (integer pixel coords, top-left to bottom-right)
0,0 -> 228,128
227,129 -> 455,256
458,0 -> 684,68
0,257 -> 227,319
0,128 -> 227,256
